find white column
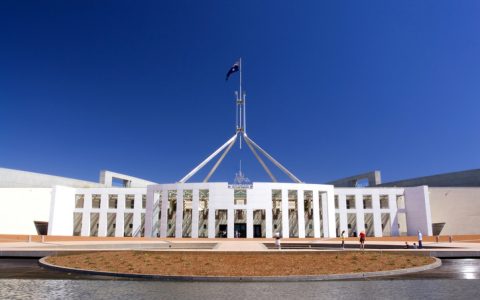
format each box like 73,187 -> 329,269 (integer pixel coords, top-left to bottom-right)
246,209 -> 253,238
160,190 -> 168,238
313,191 -> 320,238
97,194 -> 108,237
322,192 -> 329,237
144,187 -> 155,237
404,186 -> 433,236
389,193 -> 399,236
297,190 -> 305,238
132,194 -> 142,237
48,186 -> 76,236
227,209 -> 234,238
81,194 -> 92,236
265,207 -> 273,238
355,194 -> 365,235
339,193 -> 347,237
281,189 -> 289,238
115,194 -> 125,237
326,187 -> 337,237
372,193 -> 382,237
208,208 -> 215,238
191,189 -> 199,238
81,212 -> 90,236
175,189 -> 183,238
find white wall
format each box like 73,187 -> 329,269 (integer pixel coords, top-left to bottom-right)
335,187 -> 404,237
0,167 -> 102,188
429,187 -> 480,235
404,186 -> 433,236
0,188 -> 52,234
73,187 -> 146,237
48,186 -> 76,236
146,182 -> 334,238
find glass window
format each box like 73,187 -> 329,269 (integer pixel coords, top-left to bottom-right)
380,195 -> 389,208
125,194 -> 135,209
363,195 -> 372,209
234,189 -> 247,205
75,194 -> 84,208
346,195 -> 355,209
396,195 -> 405,209
108,195 -> 118,209
92,194 -> 101,209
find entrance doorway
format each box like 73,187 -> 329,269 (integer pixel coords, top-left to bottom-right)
218,224 -> 227,238
234,223 -> 246,238
253,225 -> 262,238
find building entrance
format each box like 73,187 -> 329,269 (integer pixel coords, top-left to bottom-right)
234,223 -> 247,238
218,224 -> 227,238
253,224 -> 262,238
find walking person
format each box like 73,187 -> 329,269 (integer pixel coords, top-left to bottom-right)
340,230 -> 346,249
274,232 -> 281,250
359,231 -> 366,250
417,230 -> 423,249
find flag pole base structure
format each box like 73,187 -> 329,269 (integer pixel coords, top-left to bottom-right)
179,131 -> 301,184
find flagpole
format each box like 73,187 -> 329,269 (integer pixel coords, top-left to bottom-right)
239,57 -> 242,110
239,57 -> 243,149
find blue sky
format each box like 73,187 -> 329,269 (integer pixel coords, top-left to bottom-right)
0,1 -> 479,184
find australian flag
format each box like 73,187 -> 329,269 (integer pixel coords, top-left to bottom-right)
226,61 -> 240,81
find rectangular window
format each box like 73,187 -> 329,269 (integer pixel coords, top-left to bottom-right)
108,195 -> 118,209
75,194 -> 84,209
346,195 -> 355,209
124,213 -> 133,237
107,213 -> 116,237
198,189 -> 209,238
234,189 -> 247,205
73,212 -> 82,236
140,213 -> 145,237
142,195 -> 147,209
364,213 -> 374,237
363,195 -> 372,209
183,190 -> 193,238
90,213 -> 99,236
288,190 -> 298,238
272,189 -> 282,237
380,195 -> 389,209
167,190 -> 177,237
334,195 -> 339,209
92,194 -> 101,209
396,195 -> 405,209
125,194 -> 135,209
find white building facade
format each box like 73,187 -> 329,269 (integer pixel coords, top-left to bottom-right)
23,182 -> 431,238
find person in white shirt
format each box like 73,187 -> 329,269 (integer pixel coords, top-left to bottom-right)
274,232 -> 281,250
417,230 -> 423,249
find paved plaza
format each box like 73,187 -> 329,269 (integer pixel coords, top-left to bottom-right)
2,234 -> 480,258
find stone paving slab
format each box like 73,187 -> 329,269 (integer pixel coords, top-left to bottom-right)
2,238 -> 480,258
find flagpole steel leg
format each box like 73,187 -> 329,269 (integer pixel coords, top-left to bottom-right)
244,134 -> 277,182
243,93 -> 246,134
244,134 -> 302,183
203,134 -> 238,182
179,134 -> 238,183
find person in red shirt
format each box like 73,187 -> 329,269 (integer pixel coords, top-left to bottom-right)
359,231 -> 366,250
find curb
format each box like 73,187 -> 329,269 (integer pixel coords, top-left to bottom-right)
38,256 -> 441,281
